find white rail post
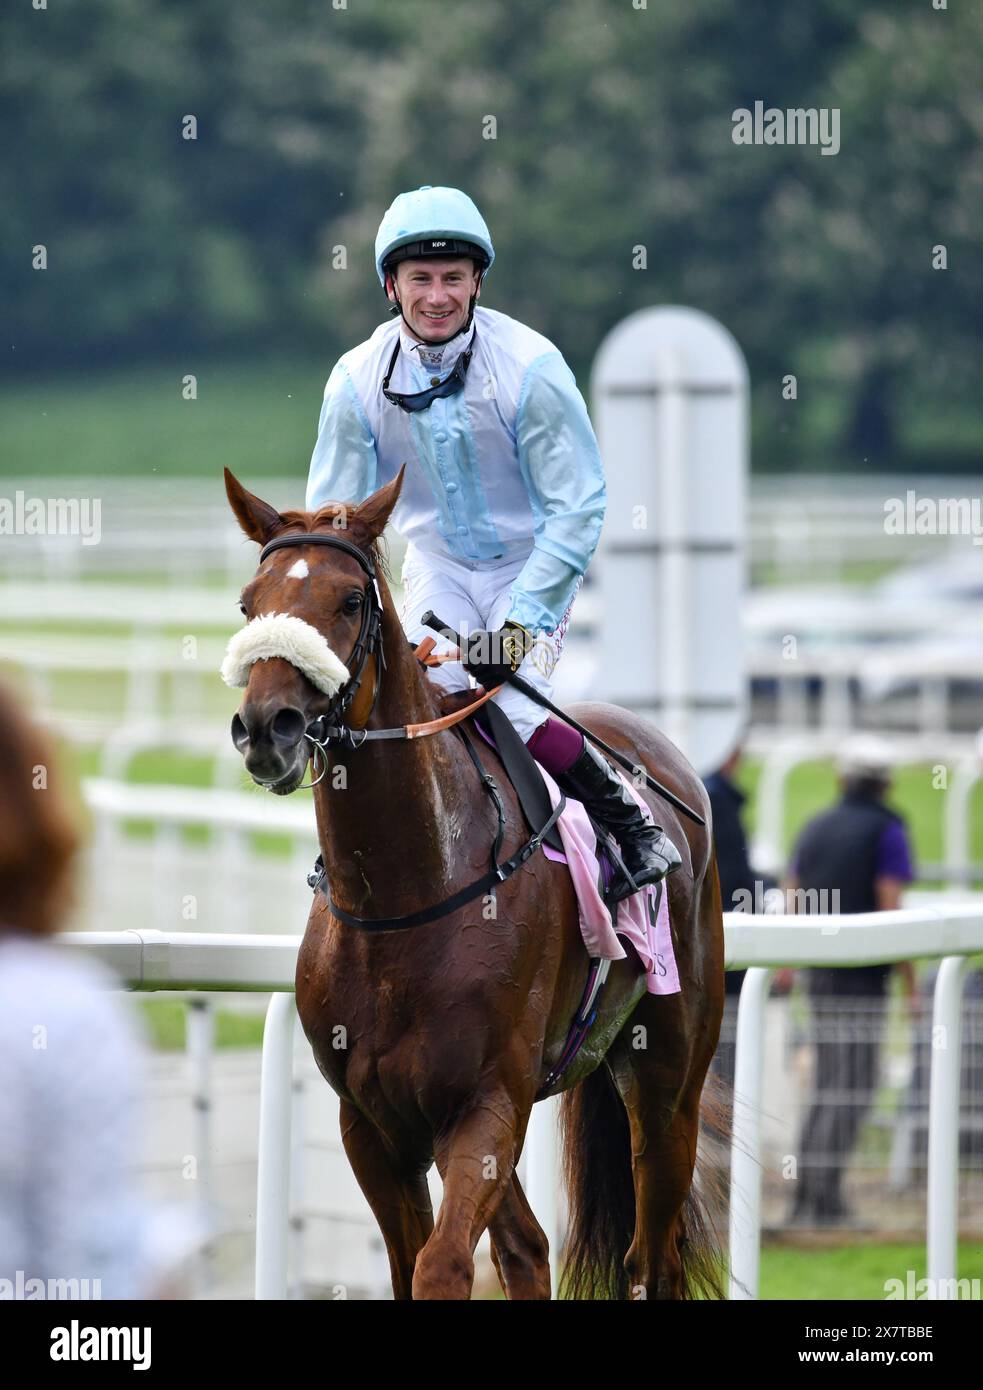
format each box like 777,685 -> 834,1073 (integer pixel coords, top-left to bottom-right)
944,759 -> 979,893
927,955 -> 969,1297
288,1067 -> 306,1300
255,992 -> 298,1300
729,966 -> 774,1300
591,306 -> 748,776
187,998 -> 214,1210
524,1093 -> 561,1297
751,743 -> 810,878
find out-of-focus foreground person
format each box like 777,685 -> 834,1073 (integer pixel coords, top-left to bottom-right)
0,679 -> 152,1299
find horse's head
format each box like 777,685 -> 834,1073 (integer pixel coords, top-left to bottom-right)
222,466 -> 404,794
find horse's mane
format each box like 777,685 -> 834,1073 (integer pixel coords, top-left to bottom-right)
276,506 -> 394,585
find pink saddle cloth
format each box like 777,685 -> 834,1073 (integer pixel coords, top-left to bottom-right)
538,765 -> 681,997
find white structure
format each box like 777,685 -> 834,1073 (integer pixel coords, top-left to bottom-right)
591,307 -> 748,775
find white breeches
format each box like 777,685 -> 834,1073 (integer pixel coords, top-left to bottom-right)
399,543 -> 581,742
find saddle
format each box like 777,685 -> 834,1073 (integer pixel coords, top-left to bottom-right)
457,697 -> 631,1098
456,694 -> 628,917
467,699 -> 564,856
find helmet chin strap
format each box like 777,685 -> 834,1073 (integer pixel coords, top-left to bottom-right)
386,270 -> 483,346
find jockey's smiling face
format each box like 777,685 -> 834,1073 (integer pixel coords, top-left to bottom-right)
387,257 -> 481,344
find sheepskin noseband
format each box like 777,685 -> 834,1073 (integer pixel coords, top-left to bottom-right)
221,612 -> 350,697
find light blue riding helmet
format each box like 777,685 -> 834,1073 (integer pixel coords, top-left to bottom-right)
374,185 -> 495,287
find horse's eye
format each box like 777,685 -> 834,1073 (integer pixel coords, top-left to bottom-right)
239,602 -> 248,616
343,593 -> 363,616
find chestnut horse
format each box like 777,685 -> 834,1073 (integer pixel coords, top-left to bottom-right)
224,466 -> 726,1300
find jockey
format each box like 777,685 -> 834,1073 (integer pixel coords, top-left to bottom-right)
306,185 -> 680,900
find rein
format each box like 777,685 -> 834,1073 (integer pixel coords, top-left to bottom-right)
304,642 -> 502,751
255,528 -> 565,930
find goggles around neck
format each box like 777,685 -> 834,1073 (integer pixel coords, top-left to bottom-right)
381,329 -> 476,413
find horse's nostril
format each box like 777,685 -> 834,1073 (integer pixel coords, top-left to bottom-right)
230,711 -> 250,752
271,707 -> 307,748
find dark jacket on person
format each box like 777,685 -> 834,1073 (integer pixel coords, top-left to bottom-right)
793,790 -> 913,996
705,769 -> 758,996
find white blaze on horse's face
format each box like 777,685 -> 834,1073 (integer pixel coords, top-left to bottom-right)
220,612 -> 350,697
286,558 -> 309,579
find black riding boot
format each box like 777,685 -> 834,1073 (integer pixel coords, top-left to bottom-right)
553,736 -> 682,902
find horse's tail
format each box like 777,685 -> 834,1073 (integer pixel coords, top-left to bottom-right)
679,1066 -> 731,1300
557,1063 -> 731,1300
676,847 -> 732,1300
557,1063 -> 635,1300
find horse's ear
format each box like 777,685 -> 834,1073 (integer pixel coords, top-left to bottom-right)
352,465 -> 405,542
224,468 -> 284,545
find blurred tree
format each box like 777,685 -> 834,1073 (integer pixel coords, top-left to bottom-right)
2,0 -> 980,472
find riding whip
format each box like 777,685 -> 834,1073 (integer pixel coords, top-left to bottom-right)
420,610 -> 706,827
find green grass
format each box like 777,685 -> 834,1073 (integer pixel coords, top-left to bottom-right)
736,756 -> 983,874
0,358 -> 330,478
137,997 -> 266,1050
54,726 -> 983,879
752,559 -> 903,588
5,359 -> 981,485
541,1245 -> 983,1300
40,722 -> 983,879
759,1242 -> 983,1300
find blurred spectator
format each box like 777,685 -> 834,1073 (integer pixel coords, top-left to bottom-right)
787,735 -> 916,1226
705,742 -> 778,1089
0,680 -> 153,1299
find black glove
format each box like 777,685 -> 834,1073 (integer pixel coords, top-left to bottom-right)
461,621 -> 535,688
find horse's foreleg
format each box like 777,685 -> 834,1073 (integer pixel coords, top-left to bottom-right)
487,1172 -> 552,1300
412,1090 -> 526,1301
339,1099 -> 434,1300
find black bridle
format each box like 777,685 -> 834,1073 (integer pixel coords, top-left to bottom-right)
258,530 -> 387,750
